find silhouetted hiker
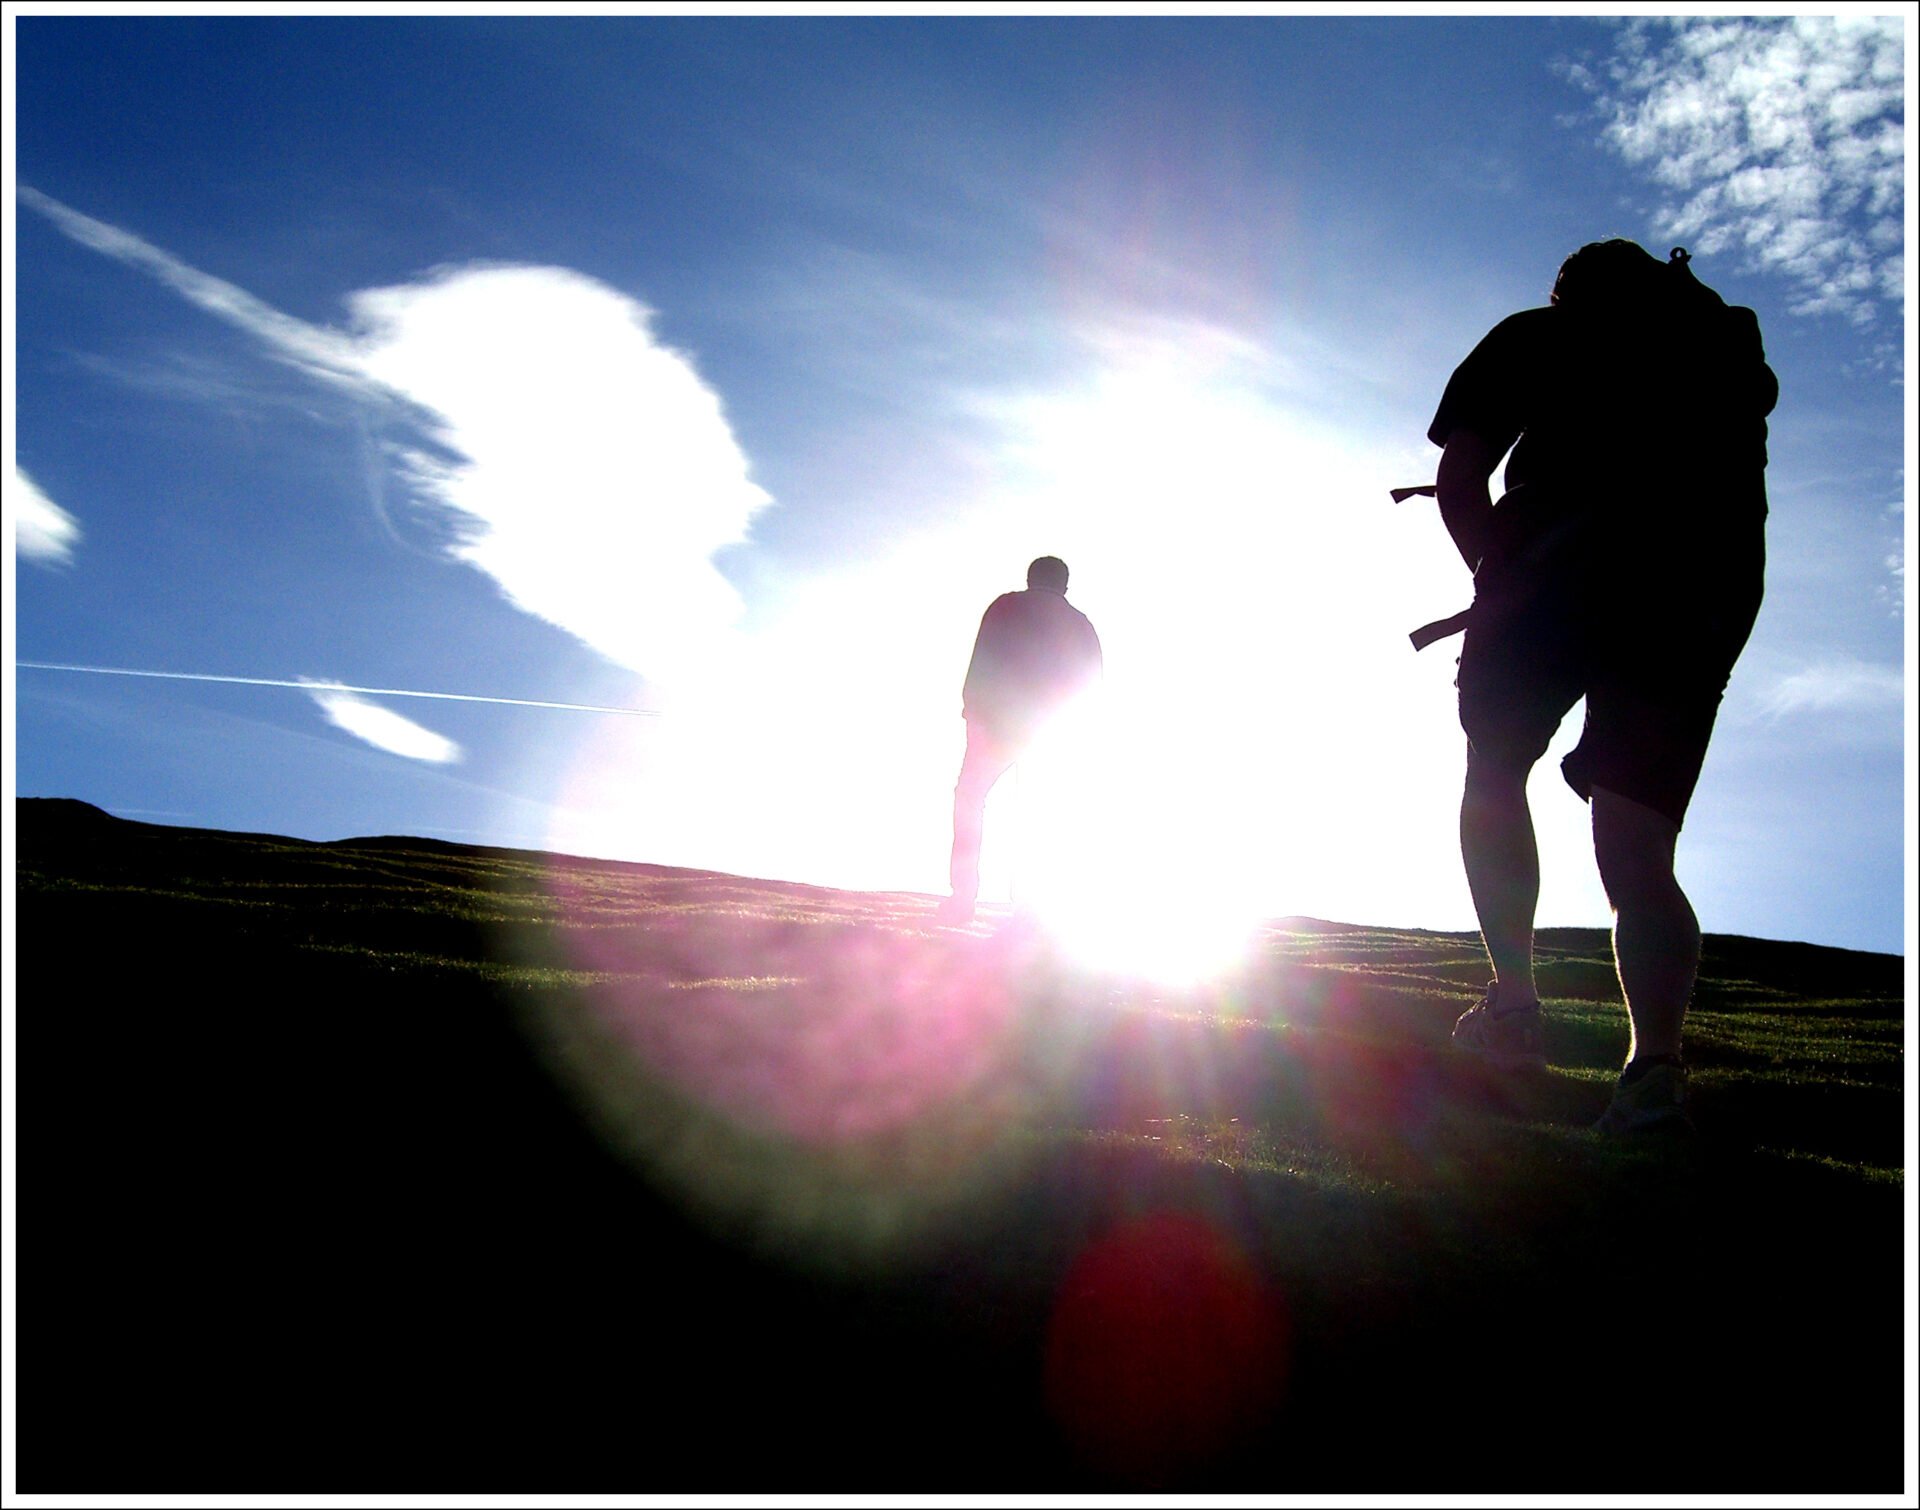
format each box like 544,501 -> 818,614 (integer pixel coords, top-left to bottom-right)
1417,239 -> 1776,1134
939,556 -> 1103,925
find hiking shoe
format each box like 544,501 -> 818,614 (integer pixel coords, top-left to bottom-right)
1450,982 -> 1547,1068
1593,1061 -> 1694,1137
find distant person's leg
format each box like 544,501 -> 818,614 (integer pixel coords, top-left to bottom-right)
946,723 -> 1015,920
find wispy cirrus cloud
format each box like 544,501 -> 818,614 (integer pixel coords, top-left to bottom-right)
1562,16 -> 1905,326
301,681 -> 463,764
19,188 -> 366,387
13,468 -> 84,567
19,189 -> 771,687
1759,656 -> 1905,719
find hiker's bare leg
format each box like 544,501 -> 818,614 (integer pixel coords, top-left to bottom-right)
1460,746 -> 1540,1004
1591,785 -> 1695,1063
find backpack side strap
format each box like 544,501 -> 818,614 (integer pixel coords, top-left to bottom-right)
1410,606 -> 1475,651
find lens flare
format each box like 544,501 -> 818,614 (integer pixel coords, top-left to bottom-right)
1044,1210 -> 1289,1485
513,856 -> 1074,1271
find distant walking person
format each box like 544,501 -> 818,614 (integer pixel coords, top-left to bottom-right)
1418,239 -> 1777,1134
939,556 -> 1103,924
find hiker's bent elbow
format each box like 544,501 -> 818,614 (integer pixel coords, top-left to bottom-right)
1437,430 -> 1500,570
1437,429 -> 1500,488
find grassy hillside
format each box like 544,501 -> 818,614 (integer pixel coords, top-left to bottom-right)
12,798 -> 1909,1493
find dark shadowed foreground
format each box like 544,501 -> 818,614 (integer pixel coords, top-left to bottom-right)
13,799 -> 1907,1494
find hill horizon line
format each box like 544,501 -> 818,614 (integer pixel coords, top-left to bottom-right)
15,795 -> 1900,963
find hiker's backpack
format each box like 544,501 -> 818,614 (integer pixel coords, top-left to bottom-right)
1399,247 -> 1774,652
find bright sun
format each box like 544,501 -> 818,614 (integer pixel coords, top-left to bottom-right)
979,698 -> 1273,983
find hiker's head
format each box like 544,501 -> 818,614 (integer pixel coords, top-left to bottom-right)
1550,238 -> 1666,311
1027,556 -> 1070,593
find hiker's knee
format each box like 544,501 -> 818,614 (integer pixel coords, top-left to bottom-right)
1464,741 -> 1532,804
1591,786 -> 1682,906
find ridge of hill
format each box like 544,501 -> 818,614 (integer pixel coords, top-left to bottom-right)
10,797 -> 1910,1494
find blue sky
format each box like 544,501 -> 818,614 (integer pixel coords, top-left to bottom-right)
6,10 -> 1912,960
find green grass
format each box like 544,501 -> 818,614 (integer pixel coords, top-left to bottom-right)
13,798 -> 1910,1495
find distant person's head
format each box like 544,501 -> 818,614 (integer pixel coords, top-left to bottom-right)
1027,556 -> 1070,594
1550,238 -> 1665,311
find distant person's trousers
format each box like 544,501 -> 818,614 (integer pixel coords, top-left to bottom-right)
949,720 -> 1023,904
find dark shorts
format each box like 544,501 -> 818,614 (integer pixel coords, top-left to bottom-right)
1457,559 -> 1761,828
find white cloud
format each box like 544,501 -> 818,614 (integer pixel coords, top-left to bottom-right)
1759,656 -> 1905,718
1570,16 -> 1905,325
345,265 -> 769,685
13,468 -> 83,566
20,190 -> 770,688
302,682 -> 463,764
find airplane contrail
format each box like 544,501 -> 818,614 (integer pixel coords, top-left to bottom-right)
18,662 -> 661,716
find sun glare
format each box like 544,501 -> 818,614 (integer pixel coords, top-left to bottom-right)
937,348 -> 1329,981
519,310 -> 1480,961
982,700 -> 1269,983
1037,879 -> 1264,985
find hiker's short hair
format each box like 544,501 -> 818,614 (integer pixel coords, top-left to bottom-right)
1027,556 -> 1070,592
1550,238 -> 1665,309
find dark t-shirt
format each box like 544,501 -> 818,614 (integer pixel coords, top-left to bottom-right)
1428,301 -> 1776,567
962,589 -> 1103,741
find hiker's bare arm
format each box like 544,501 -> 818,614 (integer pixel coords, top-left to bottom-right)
1436,428 -> 1500,571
